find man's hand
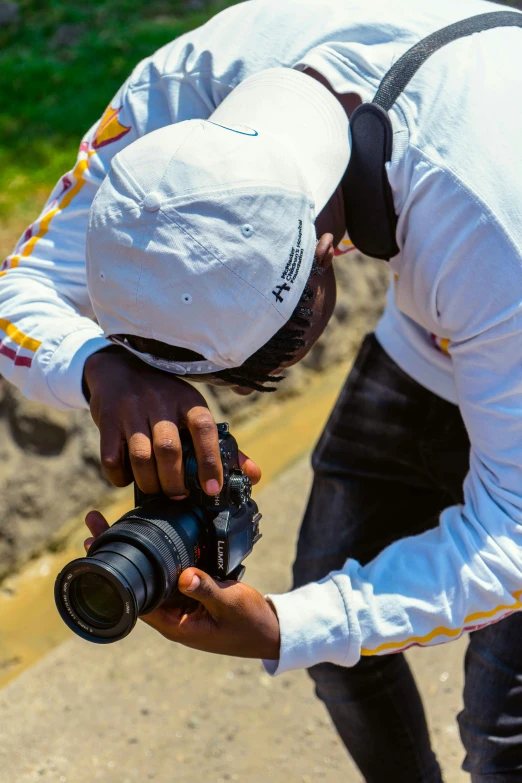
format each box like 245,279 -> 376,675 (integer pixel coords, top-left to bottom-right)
85,511 -> 280,660
83,348 -> 261,498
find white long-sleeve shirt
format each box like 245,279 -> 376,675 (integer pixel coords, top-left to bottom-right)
3,0 -> 522,674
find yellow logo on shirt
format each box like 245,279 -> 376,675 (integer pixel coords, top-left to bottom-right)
93,102 -> 131,149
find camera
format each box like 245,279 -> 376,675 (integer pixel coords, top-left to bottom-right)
55,423 -> 261,643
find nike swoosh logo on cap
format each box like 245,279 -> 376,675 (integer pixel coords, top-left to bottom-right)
208,122 -> 258,136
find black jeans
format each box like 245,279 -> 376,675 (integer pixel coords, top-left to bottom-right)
293,334 -> 522,783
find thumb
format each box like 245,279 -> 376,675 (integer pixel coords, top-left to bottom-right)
178,568 -> 228,614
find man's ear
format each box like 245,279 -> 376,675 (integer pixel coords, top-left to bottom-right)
315,233 -> 335,271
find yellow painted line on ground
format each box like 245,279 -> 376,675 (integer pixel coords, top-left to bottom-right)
0,361 -> 351,689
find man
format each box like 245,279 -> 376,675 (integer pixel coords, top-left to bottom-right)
3,0 -> 522,779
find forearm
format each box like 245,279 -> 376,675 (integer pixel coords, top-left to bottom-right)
266,479 -> 522,674
0,269 -> 111,408
0,70 -> 142,407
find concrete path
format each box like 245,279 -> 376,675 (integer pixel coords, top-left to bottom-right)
0,457 -> 468,783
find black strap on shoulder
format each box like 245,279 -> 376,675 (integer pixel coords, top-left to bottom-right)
341,103 -> 397,261
342,11 -> 522,261
374,11 -> 522,111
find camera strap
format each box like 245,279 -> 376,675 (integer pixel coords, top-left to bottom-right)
341,10 -> 522,261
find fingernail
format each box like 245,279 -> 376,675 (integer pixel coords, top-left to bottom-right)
171,495 -> 188,501
205,479 -> 220,495
186,575 -> 200,593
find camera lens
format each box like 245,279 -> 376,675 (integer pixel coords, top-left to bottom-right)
71,572 -> 124,627
55,499 -> 205,644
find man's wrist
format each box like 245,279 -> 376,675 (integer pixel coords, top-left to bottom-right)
263,597 -> 281,660
82,344 -> 127,403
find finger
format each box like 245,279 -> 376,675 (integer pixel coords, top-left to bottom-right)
150,419 -> 187,498
238,451 -> 262,486
184,408 -> 223,495
231,386 -> 255,396
139,601 -> 218,649
140,605 -> 183,633
85,510 -> 110,538
84,537 -> 94,553
126,427 -> 160,495
177,567 -> 235,617
99,424 -> 133,488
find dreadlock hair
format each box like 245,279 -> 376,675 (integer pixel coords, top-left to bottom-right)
121,262 -> 323,393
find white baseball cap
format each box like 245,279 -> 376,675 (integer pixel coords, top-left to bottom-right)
86,67 -> 349,376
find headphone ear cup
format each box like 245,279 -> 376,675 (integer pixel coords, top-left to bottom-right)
342,103 -> 399,261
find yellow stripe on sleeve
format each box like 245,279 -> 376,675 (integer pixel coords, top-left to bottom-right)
0,318 -> 41,353
0,154 -> 93,278
439,337 -> 450,355
361,590 -> 522,656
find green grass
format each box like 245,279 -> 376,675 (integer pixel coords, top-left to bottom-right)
0,0 -> 239,240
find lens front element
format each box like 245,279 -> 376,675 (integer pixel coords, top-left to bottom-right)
55,500 -> 203,644
55,558 -> 140,644
71,572 -> 124,627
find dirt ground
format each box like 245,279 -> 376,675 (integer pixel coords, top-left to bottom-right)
0,456 -> 469,783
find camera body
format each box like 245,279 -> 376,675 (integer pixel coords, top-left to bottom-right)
55,423 -> 261,643
129,422 -> 260,582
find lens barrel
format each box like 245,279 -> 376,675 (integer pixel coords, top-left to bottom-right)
55,499 -> 205,643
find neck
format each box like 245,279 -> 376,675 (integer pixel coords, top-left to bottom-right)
317,185 -> 345,246
304,66 -> 362,117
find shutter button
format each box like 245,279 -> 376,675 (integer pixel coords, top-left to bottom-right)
143,192 -> 162,212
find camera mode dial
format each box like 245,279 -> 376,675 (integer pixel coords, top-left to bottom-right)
228,472 -> 252,506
